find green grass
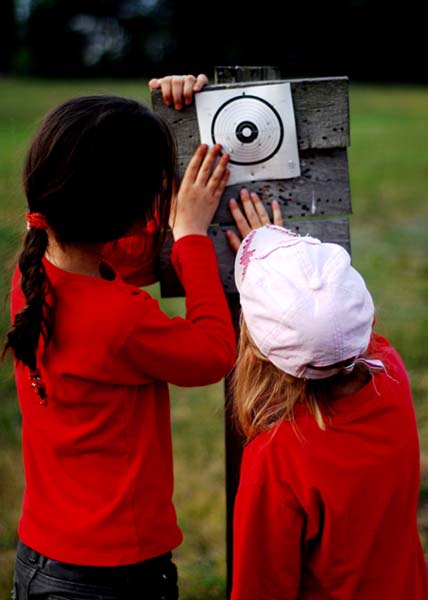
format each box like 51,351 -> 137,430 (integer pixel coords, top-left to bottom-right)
0,78 -> 427,597
348,84 -> 428,469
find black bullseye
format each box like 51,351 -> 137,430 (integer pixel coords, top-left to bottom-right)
211,94 -> 284,165
236,121 -> 259,144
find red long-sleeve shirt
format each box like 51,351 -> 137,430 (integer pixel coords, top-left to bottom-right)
11,234 -> 235,566
232,336 -> 428,599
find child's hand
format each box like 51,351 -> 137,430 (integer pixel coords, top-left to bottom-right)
149,74 -> 208,110
226,189 -> 283,252
172,144 -> 230,241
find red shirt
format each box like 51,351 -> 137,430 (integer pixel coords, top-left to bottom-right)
11,234 -> 235,566
232,336 -> 428,599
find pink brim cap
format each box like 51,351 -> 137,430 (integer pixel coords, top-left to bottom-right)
235,225 -> 375,379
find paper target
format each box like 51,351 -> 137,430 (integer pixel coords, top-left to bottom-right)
211,95 -> 284,166
195,82 -> 300,185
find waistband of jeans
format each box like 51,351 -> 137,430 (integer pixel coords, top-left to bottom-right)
17,539 -> 173,585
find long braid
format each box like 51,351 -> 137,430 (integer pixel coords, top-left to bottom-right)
2,94 -> 177,404
3,228 -> 53,372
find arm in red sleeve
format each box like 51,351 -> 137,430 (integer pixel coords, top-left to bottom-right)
231,481 -> 304,600
114,235 -> 236,386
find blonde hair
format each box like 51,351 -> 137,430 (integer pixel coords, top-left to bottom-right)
233,317 -> 386,442
232,319 -> 327,441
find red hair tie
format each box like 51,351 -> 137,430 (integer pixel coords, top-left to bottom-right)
27,212 -> 48,230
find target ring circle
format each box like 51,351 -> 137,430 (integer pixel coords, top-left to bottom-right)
236,121 -> 259,143
211,95 -> 284,166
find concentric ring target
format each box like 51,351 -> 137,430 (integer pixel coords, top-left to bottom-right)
211,95 -> 284,166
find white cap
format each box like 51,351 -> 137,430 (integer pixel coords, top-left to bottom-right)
235,225 -> 376,379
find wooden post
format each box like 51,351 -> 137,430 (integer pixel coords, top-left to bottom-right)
214,66 -> 281,598
151,66 -> 351,598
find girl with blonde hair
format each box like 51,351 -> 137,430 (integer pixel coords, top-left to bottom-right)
227,191 -> 428,600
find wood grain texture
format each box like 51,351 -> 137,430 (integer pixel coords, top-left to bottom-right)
152,76 -> 351,298
159,218 -> 351,297
151,76 -> 349,154
214,65 -> 281,83
205,148 -> 350,223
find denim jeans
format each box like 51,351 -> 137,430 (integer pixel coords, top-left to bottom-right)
13,540 -> 179,600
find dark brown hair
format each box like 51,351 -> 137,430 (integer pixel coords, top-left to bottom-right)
3,95 -> 177,371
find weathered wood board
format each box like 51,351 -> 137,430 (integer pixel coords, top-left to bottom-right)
151,76 -> 351,297
159,218 -> 350,296
152,77 -> 350,156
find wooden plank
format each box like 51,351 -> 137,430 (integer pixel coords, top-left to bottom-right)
151,76 -> 349,153
291,78 -> 350,151
175,148 -> 351,224
153,77 -> 352,297
159,218 -> 351,297
214,65 -> 281,83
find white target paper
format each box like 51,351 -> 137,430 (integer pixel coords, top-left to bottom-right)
195,82 -> 300,185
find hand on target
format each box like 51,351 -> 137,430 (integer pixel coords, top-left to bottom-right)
227,189 -> 283,253
171,144 -> 230,241
149,74 -> 208,110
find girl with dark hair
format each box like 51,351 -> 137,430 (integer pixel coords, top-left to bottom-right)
4,75 -> 235,599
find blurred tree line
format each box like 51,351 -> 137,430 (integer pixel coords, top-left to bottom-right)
0,0 -> 426,82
